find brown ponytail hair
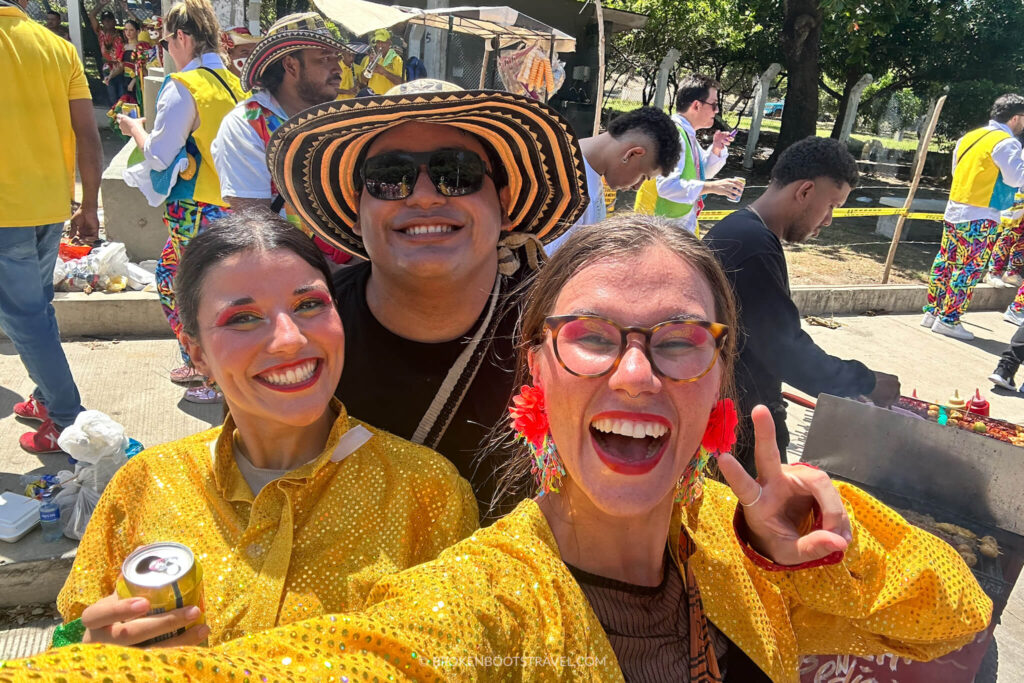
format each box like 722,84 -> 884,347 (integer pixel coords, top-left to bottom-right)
165,0 -> 221,59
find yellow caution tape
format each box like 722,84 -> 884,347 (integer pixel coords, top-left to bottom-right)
698,208 -> 947,222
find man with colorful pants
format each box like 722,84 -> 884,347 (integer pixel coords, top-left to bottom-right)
923,94 -> 1024,341
985,195 -> 1024,289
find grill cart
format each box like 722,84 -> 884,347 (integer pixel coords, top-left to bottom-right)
795,394 -> 1023,682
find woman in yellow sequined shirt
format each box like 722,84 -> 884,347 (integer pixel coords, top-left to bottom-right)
2,215 -> 990,682
50,210 -> 478,648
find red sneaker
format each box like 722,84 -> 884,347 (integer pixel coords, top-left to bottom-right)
19,420 -> 64,454
13,395 -> 49,423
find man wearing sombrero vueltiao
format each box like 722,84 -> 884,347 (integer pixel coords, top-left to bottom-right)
211,11 -> 351,264
265,78 -> 588,519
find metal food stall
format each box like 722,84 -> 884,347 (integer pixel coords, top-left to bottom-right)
312,0 -> 574,95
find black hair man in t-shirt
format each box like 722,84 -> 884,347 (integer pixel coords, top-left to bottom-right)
703,136 -> 901,475
265,79 -> 588,518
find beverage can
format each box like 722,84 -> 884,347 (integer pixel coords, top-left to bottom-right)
121,103 -> 140,119
115,542 -> 206,645
727,176 -> 746,203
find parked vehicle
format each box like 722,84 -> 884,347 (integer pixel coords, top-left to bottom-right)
764,101 -> 784,117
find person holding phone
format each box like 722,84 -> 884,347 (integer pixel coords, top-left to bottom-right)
634,73 -> 744,234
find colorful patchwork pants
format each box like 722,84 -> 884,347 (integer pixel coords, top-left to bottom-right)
924,218 -> 999,325
157,199 -> 229,362
1010,283 -> 1024,314
990,216 -> 1024,276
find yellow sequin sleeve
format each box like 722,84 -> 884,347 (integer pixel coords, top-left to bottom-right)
0,488 -> 993,683
0,501 -> 622,682
688,479 -> 993,681
52,405 -> 481,645
56,433 -> 220,622
767,481 -> 992,658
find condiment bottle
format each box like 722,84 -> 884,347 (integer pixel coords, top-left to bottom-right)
947,389 -> 966,410
968,389 -> 990,416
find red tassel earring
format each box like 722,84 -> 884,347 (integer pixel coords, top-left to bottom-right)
508,384 -> 565,496
676,398 -> 739,505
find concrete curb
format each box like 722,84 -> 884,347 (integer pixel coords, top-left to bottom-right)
0,547 -> 76,609
0,620 -> 59,659
0,292 -> 172,340
1,285 -> 1014,341
793,283 -> 1016,317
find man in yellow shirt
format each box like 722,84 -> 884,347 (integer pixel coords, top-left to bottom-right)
0,0 -> 102,454
359,29 -> 402,95
337,44 -> 363,100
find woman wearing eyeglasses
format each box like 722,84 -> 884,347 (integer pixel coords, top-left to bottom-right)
116,0 -> 246,404
12,215 -> 990,682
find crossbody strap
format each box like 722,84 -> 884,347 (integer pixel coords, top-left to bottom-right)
411,274 -> 503,449
956,129 -> 998,166
199,66 -> 239,104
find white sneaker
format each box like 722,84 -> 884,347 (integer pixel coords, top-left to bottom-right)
920,312 -> 936,328
986,272 -> 1009,288
1007,273 -> 1024,288
931,318 -> 975,341
1004,307 -> 1024,326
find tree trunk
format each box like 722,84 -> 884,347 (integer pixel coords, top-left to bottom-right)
829,72 -> 861,138
767,0 -> 823,167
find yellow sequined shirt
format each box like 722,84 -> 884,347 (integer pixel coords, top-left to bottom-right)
56,399 -> 478,646
5,481 -> 990,682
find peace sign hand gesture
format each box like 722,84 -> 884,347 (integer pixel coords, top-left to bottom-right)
717,405 -> 852,566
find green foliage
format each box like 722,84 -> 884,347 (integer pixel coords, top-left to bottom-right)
261,0 -> 311,31
859,87 -> 925,137
820,0 -> 953,86
604,0 -> 1024,145
939,80 -> 1019,139
602,0 -> 778,107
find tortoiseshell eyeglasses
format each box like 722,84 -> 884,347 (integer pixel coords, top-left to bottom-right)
544,315 -> 728,382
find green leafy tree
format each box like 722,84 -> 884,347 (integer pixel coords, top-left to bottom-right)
818,0 -> 949,138
604,0 -> 772,108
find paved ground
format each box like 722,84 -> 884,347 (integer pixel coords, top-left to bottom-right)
0,338 -> 220,497
2,310 -> 1024,677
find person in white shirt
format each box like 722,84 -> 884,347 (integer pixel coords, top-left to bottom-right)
546,107 -> 680,253
922,94 -> 1024,341
634,74 -> 743,235
212,13 -> 344,214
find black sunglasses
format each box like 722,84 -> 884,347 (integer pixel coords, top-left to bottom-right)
159,29 -> 189,50
359,149 -> 496,201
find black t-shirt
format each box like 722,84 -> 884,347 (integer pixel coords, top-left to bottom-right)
704,209 -> 875,461
332,262 -> 525,520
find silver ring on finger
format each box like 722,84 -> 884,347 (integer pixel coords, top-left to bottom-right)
740,483 -> 763,507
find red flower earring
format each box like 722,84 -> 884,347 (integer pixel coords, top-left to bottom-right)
676,398 -> 738,505
509,384 -> 565,496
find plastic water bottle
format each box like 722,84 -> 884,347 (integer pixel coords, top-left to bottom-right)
39,490 -> 62,542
